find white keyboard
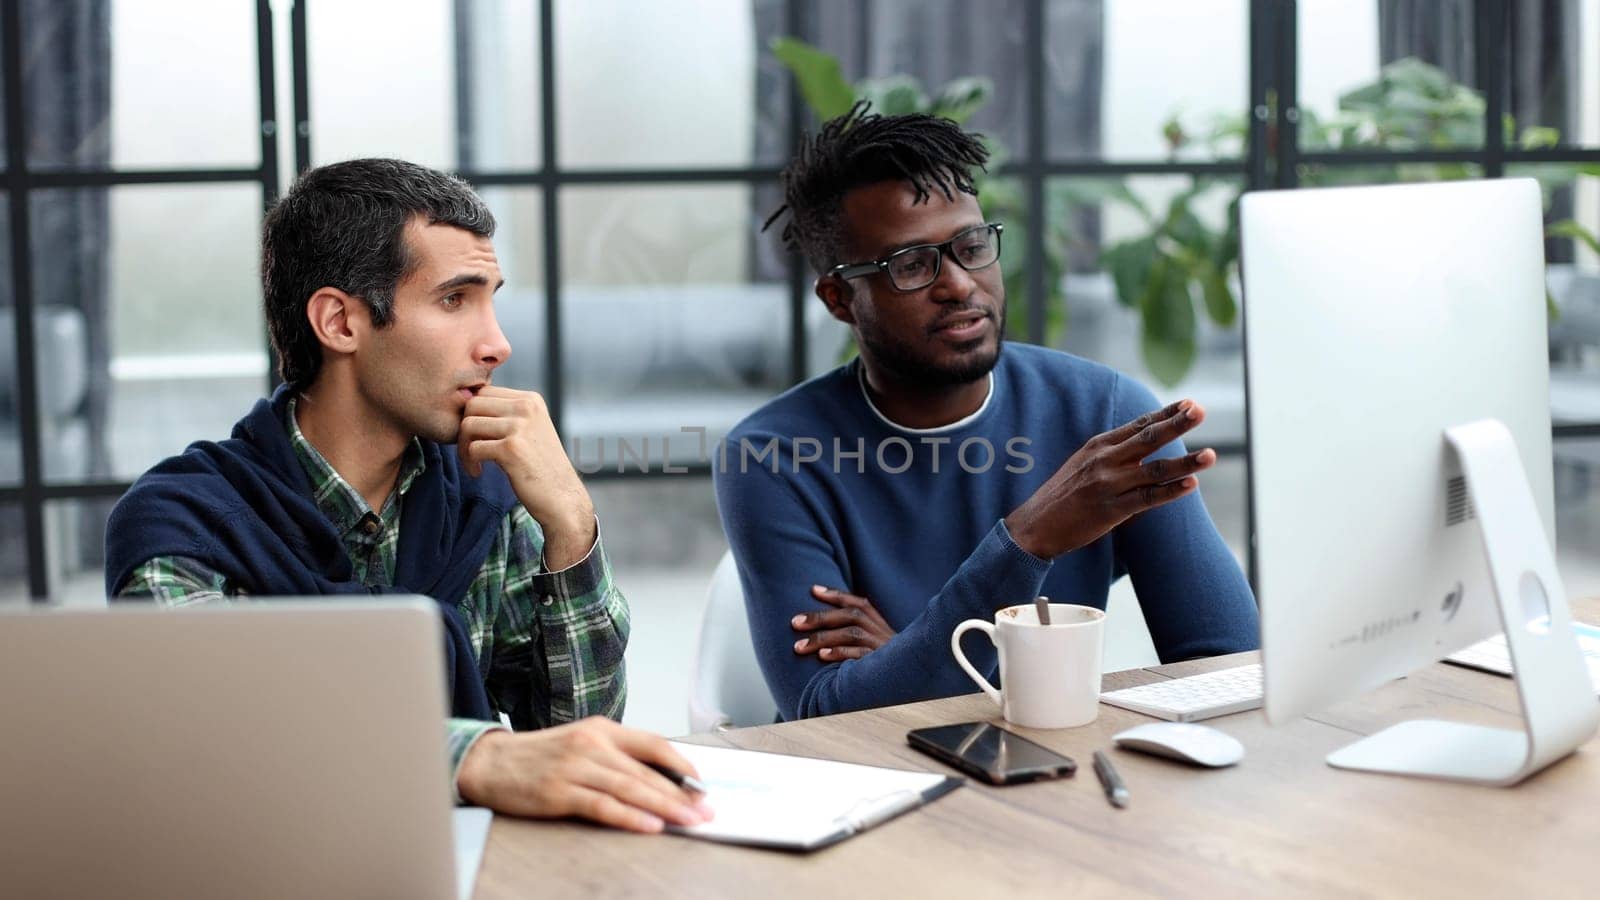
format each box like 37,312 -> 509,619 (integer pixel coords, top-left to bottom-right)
1099,664 -> 1264,722
1447,630 -> 1600,693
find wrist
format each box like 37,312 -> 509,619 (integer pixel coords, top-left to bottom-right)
539,509 -> 597,571
522,484 -> 593,540
1003,510 -> 1048,560
456,728 -> 508,806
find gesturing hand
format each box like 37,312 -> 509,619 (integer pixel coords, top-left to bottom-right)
792,585 -> 897,662
1004,399 -> 1216,561
455,717 -> 713,834
459,386 -> 595,568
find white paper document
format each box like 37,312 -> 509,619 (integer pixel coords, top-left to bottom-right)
666,742 -> 961,851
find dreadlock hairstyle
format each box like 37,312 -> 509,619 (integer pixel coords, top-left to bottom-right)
764,101 -> 990,276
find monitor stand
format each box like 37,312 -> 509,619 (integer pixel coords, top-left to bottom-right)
1325,419 -> 1600,786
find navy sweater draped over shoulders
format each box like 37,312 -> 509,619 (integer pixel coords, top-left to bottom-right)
105,385 -> 516,720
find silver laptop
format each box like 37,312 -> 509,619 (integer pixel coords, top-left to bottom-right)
0,600 -> 488,900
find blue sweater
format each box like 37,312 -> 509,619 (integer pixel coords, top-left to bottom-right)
714,344 -> 1260,720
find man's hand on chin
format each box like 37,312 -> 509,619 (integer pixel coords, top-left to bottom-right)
458,386 -> 597,569
456,718 -> 713,833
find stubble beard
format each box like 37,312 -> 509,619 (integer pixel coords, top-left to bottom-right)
359,367 -> 465,446
858,304 -> 1007,388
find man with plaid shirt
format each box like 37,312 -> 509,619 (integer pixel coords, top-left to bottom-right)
105,158 -> 710,835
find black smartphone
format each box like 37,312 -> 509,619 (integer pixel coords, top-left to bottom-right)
906,721 -> 1077,785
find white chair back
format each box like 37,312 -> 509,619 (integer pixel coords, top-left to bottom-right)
688,551 -> 778,732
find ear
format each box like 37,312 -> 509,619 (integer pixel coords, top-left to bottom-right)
815,275 -> 858,326
304,287 -> 363,357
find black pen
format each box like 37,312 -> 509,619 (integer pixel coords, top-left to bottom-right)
646,761 -> 709,795
1092,751 -> 1128,809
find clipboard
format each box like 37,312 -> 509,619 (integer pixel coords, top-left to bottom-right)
664,742 -> 963,852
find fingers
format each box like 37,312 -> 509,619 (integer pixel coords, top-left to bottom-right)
472,384 -> 526,401
458,445 -> 481,478
466,388 -> 550,422
795,625 -> 876,653
565,785 -> 667,834
791,606 -> 866,634
460,415 -> 515,440
462,436 -> 511,469
808,585 -> 892,628
607,724 -> 704,784
1118,474 -> 1199,516
1118,448 -> 1216,493
810,584 -> 869,609
458,418 -> 512,477
1097,398 -> 1192,446
465,720 -> 714,832
818,645 -> 871,661
1101,400 -> 1206,461
792,586 -> 893,657
577,753 -> 706,829
563,722 -> 710,829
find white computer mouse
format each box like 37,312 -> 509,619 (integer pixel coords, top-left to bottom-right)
1112,722 -> 1245,768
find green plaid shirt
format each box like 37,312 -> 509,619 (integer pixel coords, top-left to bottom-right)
117,398 -> 629,799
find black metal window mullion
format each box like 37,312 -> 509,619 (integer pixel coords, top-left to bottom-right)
1022,0 -> 1046,346
1246,0 -> 1274,193
257,0 -> 282,390
290,0 -> 311,176
537,0 -> 563,434
452,0 -> 475,174
1274,0 -> 1298,189
786,0 -> 808,386
1,0 -> 47,600
1504,148 -> 1600,163
1476,0 -> 1506,179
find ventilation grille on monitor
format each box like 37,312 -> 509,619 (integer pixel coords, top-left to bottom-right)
1446,476 -> 1477,527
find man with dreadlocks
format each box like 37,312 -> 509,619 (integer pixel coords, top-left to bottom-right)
714,104 -> 1259,720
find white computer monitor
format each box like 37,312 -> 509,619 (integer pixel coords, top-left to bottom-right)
1241,178 -> 1599,785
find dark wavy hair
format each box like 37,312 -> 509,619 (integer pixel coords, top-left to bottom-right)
261,158 -> 496,390
764,101 -> 990,275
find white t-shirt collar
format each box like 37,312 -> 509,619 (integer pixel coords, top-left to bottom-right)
856,360 -> 996,435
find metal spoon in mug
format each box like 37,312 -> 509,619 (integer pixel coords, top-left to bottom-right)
1034,595 -> 1051,625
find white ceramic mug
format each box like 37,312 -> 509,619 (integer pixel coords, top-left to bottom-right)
951,603 -> 1105,729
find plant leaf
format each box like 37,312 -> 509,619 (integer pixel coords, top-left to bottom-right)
929,76 -> 993,124
1139,257 -> 1197,387
1163,203 -> 1212,258
1520,125 -> 1561,150
1200,263 -> 1237,327
858,75 -> 929,116
1102,236 -> 1158,310
769,37 -> 856,121
1549,219 -> 1600,257
1214,195 -> 1241,270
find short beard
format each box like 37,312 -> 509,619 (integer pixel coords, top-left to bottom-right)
858,306 -> 1006,388
357,371 -> 464,447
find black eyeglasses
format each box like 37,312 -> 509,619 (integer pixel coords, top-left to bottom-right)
828,222 -> 1004,293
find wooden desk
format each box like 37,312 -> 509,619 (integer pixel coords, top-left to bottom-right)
475,623 -> 1600,898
